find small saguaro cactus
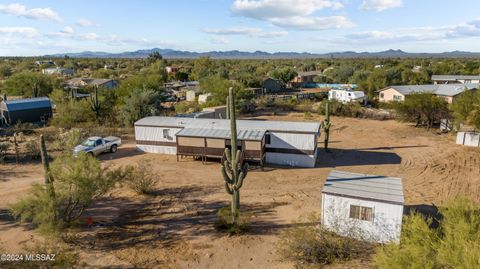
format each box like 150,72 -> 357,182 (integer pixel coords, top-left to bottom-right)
323,101 -> 331,152
225,95 -> 230,120
221,87 -> 248,224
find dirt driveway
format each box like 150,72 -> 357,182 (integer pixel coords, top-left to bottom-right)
1,114 -> 479,268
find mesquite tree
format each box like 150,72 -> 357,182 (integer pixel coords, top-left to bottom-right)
323,101 -> 331,152
221,87 -> 248,224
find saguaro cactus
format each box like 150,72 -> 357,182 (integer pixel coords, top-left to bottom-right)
40,135 -> 55,200
90,86 -> 100,118
323,101 -> 331,152
221,87 -> 248,224
225,95 -> 230,120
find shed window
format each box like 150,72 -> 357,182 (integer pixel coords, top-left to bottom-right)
349,205 -> 373,221
163,129 -> 172,140
393,95 -> 402,101
265,134 -> 271,145
380,93 -> 384,98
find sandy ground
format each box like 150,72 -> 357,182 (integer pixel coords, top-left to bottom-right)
1,113 -> 479,268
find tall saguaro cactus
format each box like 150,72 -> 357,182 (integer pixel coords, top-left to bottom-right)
323,101 -> 331,152
221,87 -> 248,224
90,86 -> 101,118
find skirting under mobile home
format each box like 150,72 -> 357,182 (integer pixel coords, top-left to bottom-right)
134,116 -> 321,168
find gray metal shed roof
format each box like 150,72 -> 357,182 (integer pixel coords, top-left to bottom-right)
135,116 -> 321,134
322,170 -> 404,204
386,84 -> 479,97
432,75 -> 480,81
1,97 -> 52,111
177,127 -> 266,141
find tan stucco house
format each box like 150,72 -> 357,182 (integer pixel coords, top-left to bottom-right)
431,75 -> 480,84
379,84 -> 479,104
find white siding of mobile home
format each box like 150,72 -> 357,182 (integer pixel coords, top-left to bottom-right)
135,126 -> 181,154
321,193 -> 403,243
265,132 -> 317,167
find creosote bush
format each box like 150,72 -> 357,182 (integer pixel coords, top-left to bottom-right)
277,216 -> 374,267
214,207 -> 251,235
25,139 -> 41,159
374,197 -> 480,269
123,159 -> 160,195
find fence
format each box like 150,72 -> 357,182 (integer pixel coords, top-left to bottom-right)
456,132 -> 480,147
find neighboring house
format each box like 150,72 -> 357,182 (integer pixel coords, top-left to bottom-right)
431,75 -> 480,84
134,116 -> 321,168
374,64 -> 384,69
412,66 -> 422,73
42,67 -> 75,76
328,89 -> 365,103
321,170 -> 404,243
35,60 -> 55,66
263,78 -> 285,93
378,84 -> 479,104
0,97 -> 52,125
64,78 -> 118,90
291,70 -> 322,87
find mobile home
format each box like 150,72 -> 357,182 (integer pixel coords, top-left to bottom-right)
321,170 -> 404,243
134,116 -> 321,168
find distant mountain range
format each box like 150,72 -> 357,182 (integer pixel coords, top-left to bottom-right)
44,48 -> 480,59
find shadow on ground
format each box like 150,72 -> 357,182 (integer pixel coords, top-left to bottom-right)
73,185 -> 311,253
317,148 -> 402,167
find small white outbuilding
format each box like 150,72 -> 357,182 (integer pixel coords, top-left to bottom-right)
321,170 -> 404,243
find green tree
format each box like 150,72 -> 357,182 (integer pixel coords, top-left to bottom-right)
3,72 -> 58,97
119,88 -> 163,126
451,90 -> 480,129
192,57 -> 215,80
394,93 -> 450,128
11,152 -> 119,232
147,51 -> 163,63
270,67 -> 298,84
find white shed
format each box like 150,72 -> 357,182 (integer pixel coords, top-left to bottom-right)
328,89 -> 365,103
321,170 -> 404,243
186,90 -> 197,102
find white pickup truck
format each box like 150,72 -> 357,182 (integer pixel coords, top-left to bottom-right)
73,136 -> 122,157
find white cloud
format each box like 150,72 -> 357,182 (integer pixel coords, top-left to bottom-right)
0,3 -> 62,22
202,26 -> 288,38
76,18 -> 94,27
231,0 -> 350,31
446,18 -> 480,38
0,26 -> 38,38
60,26 -> 75,34
210,37 -> 229,44
269,16 -> 353,30
360,0 -> 402,11
79,33 -> 100,41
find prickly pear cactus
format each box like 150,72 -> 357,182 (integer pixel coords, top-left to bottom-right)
221,87 -> 248,223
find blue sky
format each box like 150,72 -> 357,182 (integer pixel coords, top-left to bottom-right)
0,0 -> 480,56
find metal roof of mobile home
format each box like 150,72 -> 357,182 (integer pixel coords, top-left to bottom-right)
135,116 -> 321,134
177,127 -> 266,141
431,75 -> 480,81
384,84 -> 479,97
1,97 -> 52,111
322,170 -> 404,204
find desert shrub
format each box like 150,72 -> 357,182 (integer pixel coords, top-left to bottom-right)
274,97 -> 297,111
24,139 -> 41,159
374,197 -> 480,269
392,92 -> 451,128
214,207 -> 250,235
174,101 -> 201,114
123,159 -> 159,194
52,128 -> 86,152
254,96 -> 272,110
304,111 -> 313,119
278,217 -> 373,267
11,153 -> 122,233
295,99 -> 315,113
0,142 -> 9,162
